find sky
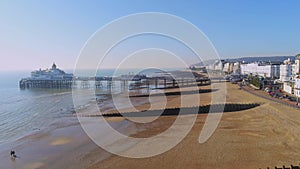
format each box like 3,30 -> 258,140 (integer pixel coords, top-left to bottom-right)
0,0 -> 300,70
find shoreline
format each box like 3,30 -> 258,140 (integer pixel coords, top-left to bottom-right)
0,87 -> 172,169
0,81 -> 243,169
89,82 -> 300,169
0,116 -> 130,169
4,81 -> 300,168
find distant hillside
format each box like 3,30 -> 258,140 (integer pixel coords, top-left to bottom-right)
191,56 -> 295,66
224,56 -> 295,63
191,60 -> 215,67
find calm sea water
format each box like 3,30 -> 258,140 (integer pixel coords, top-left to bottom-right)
0,71 -> 79,146
0,68 -> 180,146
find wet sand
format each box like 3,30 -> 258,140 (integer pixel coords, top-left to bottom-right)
2,82 -> 300,169
0,118 -> 105,169
89,83 -> 300,169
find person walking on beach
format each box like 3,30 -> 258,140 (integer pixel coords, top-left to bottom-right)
10,150 -> 16,158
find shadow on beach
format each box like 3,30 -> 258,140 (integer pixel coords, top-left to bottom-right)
130,89 -> 217,97
102,103 -> 261,117
154,82 -> 211,90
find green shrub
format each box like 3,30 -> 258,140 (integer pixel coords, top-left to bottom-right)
250,76 -> 261,89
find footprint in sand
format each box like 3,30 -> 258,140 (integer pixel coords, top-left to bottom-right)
241,132 -> 266,138
50,137 -> 71,146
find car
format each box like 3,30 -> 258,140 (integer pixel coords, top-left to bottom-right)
264,88 -> 271,93
285,97 -> 291,101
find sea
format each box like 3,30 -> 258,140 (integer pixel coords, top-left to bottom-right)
0,68 -> 180,147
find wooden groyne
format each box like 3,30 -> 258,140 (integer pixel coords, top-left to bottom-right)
101,103 -> 260,117
260,164 -> 300,169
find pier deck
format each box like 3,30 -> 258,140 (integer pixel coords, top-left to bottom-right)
19,76 -> 211,89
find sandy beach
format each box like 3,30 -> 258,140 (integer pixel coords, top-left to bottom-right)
2,1 -> 300,169
2,82 -> 300,169
89,82 -> 300,169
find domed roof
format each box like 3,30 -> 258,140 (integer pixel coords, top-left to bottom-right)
52,62 -> 57,69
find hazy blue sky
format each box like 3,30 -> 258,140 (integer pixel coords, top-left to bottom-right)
0,0 -> 300,70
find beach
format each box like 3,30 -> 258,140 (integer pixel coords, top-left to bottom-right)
2,1 -> 300,168
2,82 -> 300,169
89,83 -> 300,169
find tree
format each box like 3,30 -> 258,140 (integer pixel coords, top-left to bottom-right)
250,76 -> 261,89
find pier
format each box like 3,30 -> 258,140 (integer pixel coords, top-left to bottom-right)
19,63 -> 211,90
19,76 -> 211,90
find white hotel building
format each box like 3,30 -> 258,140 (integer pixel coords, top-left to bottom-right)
240,63 -> 280,78
294,77 -> 300,100
279,64 -> 292,82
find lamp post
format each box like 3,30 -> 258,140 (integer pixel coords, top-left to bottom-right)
296,75 -> 300,106
296,88 -> 299,106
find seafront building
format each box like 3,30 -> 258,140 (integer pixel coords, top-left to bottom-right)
294,76 -> 300,101
213,60 -> 223,71
207,60 -> 239,74
283,81 -> 294,94
240,63 -> 280,78
19,63 -> 74,89
279,64 -> 292,82
30,63 -> 73,80
293,54 -> 300,75
206,55 -> 300,98
280,58 -> 299,95
223,62 -> 230,73
233,62 -> 241,74
294,55 -> 300,100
